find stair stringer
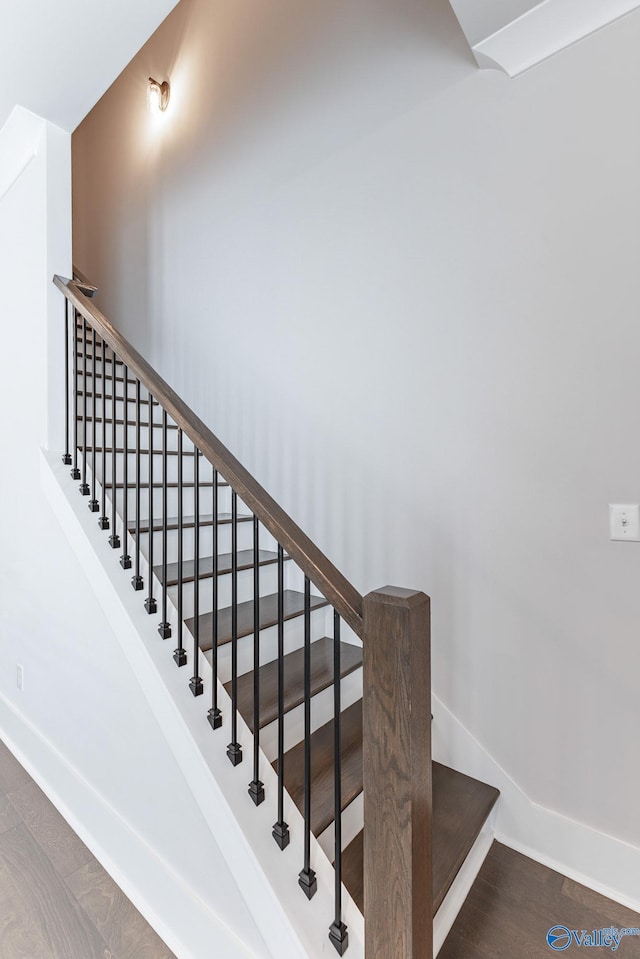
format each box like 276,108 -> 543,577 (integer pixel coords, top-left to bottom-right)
40,449 -> 365,959
432,692 -> 640,914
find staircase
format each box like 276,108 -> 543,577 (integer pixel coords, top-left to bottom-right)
53,271 -> 500,958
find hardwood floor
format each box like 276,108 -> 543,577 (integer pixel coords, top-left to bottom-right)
0,739 -> 176,959
4,742 -> 637,959
441,842 -> 640,959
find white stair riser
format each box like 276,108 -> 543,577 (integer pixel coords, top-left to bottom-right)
206,612 -> 334,683
85,454 -> 202,485
163,564 -> 294,617
318,792 -> 363,861
82,424 -> 182,453
136,524 -> 262,567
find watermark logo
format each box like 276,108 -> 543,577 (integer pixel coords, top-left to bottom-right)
548,927 -> 573,951
547,924 -> 640,952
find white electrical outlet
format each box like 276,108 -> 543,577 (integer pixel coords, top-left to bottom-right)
609,504 -> 640,541
16,664 -> 24,691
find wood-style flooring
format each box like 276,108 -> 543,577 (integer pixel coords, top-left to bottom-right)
3,739 -> 638,959
0,739 -> 176,959
442,842 -> 640,958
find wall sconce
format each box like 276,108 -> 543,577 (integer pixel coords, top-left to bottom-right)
148,78 -> 170,114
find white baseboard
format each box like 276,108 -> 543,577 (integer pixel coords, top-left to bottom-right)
432,693 -> 640,915
0,694 -> 260,959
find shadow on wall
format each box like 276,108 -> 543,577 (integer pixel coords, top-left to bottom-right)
71,0 -> 477,604
70,0 -> 479,592
74,0 -> 477,592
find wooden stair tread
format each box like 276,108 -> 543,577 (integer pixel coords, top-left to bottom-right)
275,699 -> 363,837
76,353 -> 123,365
112,481 -> 215,489
341,831 -> 364,915
77,416 -> 178,429
129,512 -> 246,534
154,549 -> 290,587
78,446 -> 195,457
186,590 -> 329,653
77,391 -> 159,405
79,370 -> 137,385
341,764 -> 500,915
227,637 -> 363,732
431,763 -> 500,911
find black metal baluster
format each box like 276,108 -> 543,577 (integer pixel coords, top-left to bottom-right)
227,490 -> 242,765
248,516 -> 265,805
145,395 -> 157,613
158,411 -> 171,639
88,329 -> 99,512
79,318 -> 90,496
298,576 -> 317,899
71,309 -> 81,481
108,350 -> 120,549
120,365 -> 132,569
329,611 -> 348,955
98,339 -> 109,530
207,468 -> 222,730
189,449 -> 204,696
272,545 -> 290,849
131,379 -> 143,591
62,299 -> 72,466
173,429 -> 187,667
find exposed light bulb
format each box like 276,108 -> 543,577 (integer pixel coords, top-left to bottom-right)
148,78 -> 170,114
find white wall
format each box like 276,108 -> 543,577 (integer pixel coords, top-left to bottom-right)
72,0 -> 640,901
0,108 -> 268,958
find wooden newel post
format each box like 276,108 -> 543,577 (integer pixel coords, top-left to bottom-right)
363,586 -> 433,959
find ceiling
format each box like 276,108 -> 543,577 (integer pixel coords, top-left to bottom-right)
448,0 -> 640,75
2,0 -> 639,137
0,0 -> 179,133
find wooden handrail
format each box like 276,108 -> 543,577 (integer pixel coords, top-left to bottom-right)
54,274 -> 364,637
71,265 -> 98,298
